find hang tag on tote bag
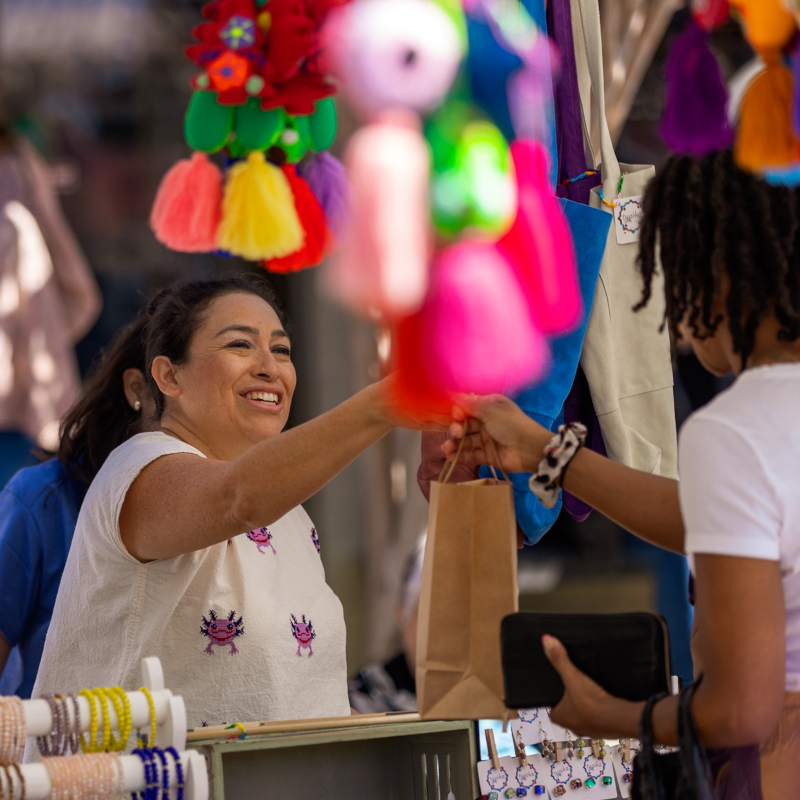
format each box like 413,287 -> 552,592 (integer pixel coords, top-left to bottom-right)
613,195 -> 644,244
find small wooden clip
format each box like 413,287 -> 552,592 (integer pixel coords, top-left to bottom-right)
622,738 -> 631,762
591,739 -> 600,758
555,743 -> 564,762
486,728 -> 501,771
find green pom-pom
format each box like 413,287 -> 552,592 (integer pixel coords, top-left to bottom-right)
185,91 -> 235,153
308,97 -> 337,152
236,100 -> 284,151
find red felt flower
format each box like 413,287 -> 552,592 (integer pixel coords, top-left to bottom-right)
208,51 -> 250,91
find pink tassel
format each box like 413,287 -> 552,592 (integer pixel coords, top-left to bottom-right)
500,140 -> 581,335
150,152 -> 223,253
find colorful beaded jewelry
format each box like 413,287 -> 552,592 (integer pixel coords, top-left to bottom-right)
534,788 -> 546,796
153,748 -> 170,800
0,696 -> 25,764
10,763 -> 24,800
602,776 -> 613,786
504,789 -> 516,799
585,777 -> 596,788
165,747 -> 185,800
576,738 -> 585,759
99,687 -> 131,752
570,779 -> 583,790
78,689 -> 98,753
139,687 -> 157,748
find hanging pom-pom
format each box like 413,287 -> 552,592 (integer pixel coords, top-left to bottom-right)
735,54 -> 800,173
265,165 -> 334,273
217,150 -> 305,261
300,152 -> 350,237
150,152 -> 223,253
661,20 -> 734,156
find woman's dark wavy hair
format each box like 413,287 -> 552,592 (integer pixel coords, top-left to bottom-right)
145,273 -> 288,418
637,149 -> 800,365
57,316 -> 147,487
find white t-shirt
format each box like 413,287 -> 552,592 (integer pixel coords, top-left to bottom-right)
31,432 -> 350,728
679,363 -> 800,691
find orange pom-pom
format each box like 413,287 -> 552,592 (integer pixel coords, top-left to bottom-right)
150,152 -> 222,252
735,56 -> 800,173
264,165 -> 334,273
728,0 -> 797,52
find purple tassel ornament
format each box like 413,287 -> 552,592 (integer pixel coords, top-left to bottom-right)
661,19 -> 734,157
300,152 -> 350,237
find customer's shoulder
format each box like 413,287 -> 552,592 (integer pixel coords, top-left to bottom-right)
2,458 -> 73,508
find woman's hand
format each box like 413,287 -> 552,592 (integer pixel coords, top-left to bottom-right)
543,635 -> 642,739
442,395 -> 551,473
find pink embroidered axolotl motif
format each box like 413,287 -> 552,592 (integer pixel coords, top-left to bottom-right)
200,609 -> 244,655
290,614 -> 316,657
310,527 -> 320,554
246,527 -> 276,554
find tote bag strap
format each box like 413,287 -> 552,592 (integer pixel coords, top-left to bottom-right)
569,0 -> 622,191
677,677 -> 715,797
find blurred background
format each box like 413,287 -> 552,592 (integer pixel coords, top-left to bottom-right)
0,0 -> 755,684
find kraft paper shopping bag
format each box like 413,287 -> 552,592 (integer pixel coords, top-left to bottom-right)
416,469 -> 519,720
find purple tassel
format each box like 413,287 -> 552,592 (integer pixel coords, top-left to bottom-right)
299,153 -> 349,237
661,19 -> 734,157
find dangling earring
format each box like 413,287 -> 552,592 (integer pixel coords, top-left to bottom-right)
538,721 -> 550,758
134,400 -> 142,411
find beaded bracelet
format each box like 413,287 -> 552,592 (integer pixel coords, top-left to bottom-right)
65,695 -> 82,755
153,748 -> 170,800
133,748 -> 159,800
0,697 -> 25,765
138,686 -> 157,748
99,687 -> 132,752
165,747 -> 185,800
11,762 -> 26,800
78,689 -> 98,754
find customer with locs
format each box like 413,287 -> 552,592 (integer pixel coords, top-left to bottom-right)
31,274 -> 441,733
443,150 -> 800,796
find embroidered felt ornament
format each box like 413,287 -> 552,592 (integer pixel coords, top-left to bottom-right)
150,152 -> 223,252
661,19 -> 734,156
216,150 -> 305,260
185,91 -> 236,153
264,165 -> 334,272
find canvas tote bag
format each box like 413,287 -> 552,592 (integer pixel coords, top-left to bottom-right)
416,451 -> 519,720
572,0 -> 678,478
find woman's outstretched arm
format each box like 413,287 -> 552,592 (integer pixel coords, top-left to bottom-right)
444,394 -> 684,553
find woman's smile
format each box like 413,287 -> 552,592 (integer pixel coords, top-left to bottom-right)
240,385 -> 285,413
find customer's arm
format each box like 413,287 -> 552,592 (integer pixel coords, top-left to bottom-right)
121,380 -> 434,562
543,553 -> 785,748
444,394 -> 684,553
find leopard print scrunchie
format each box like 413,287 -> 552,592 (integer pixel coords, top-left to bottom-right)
528,423 -> 588,509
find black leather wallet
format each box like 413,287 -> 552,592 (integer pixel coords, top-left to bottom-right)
501,611 -> 672,708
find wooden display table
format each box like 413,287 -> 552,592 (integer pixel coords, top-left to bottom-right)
188,713 -> 478,800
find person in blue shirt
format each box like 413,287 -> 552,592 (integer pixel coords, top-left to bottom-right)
0,315 -> 153,697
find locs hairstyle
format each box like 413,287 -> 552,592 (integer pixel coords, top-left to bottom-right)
636,150 -> 800,365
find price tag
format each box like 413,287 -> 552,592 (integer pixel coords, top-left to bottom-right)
613,194 -> 644,244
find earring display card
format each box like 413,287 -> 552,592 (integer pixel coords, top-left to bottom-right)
570,753 -> 617,798
477,754 -> 551,797
609,739 -> 641,798
510,708 -> 569,749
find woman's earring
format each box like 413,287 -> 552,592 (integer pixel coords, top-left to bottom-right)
134,400 -> 142,411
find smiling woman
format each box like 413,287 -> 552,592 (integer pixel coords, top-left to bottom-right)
27,274 -> 438,733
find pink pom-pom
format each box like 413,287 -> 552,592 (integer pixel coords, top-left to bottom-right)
150,152 -> 223,253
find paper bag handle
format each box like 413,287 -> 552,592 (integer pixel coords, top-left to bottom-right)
438,436 -> 511,484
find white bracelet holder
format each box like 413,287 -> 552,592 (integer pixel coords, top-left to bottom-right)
0,748 -> 208,800
19,656 -> 187,751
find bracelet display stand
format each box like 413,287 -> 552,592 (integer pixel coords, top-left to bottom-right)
0,656 -> 209,800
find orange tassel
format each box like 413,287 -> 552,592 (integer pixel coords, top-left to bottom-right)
735,55 -> 800,173
264,165 -> 334,273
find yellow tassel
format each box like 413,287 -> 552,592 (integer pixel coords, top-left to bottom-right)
735,55 -> 800,173
217,151 -> 304,261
